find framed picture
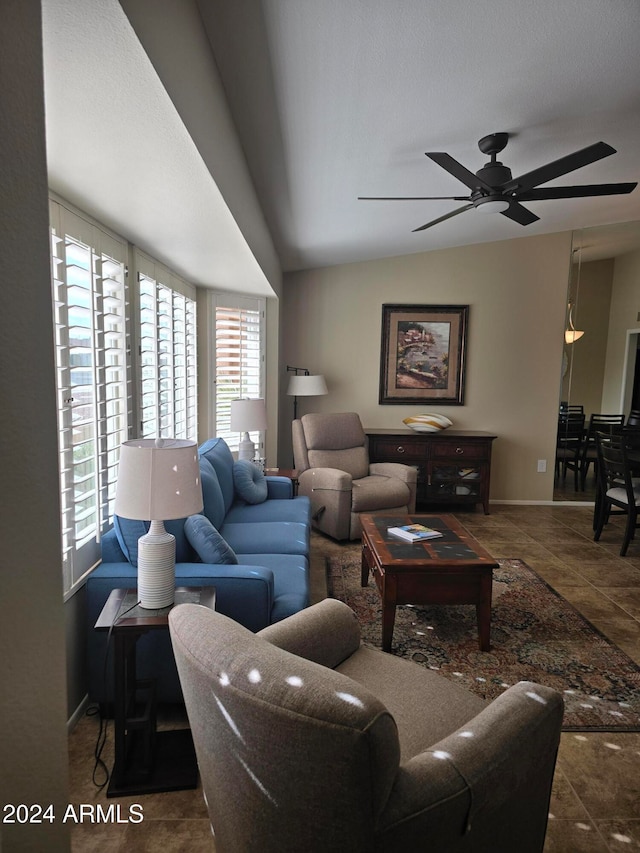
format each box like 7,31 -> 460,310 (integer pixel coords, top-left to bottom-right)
379,304 -> 468,405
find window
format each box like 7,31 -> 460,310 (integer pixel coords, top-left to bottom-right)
212,294 -> 265,452
135,252 -> 197,441
50,201 -> 130,595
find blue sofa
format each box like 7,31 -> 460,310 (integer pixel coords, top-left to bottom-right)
86,438 -> 311,704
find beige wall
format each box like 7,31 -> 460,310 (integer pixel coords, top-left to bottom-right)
281,231 -> 572,503
602,248 -> 640,412
562,259 -> 614,417
0,2 -> 71,849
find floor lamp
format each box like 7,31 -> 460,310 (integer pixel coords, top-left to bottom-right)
286,367 -> 328,420
114,438 -> 203,609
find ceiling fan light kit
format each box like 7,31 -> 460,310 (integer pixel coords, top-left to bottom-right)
359,132 -> 637,232
474,197 -> 510,214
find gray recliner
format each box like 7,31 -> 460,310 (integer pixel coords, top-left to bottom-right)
169,598 -> 563,853
292,412 -> 417,540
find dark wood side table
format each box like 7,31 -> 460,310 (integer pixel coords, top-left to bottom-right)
95,586 -> 216,797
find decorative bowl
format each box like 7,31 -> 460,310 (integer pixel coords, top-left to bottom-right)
402,413 -> 453,433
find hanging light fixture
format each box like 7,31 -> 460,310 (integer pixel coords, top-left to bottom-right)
565,301 -> 584,344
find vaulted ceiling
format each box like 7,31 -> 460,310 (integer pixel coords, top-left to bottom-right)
44,0 -> 640,283
198,0 -> 640,270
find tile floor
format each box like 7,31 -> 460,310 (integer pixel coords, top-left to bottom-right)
68,499 -> 640,852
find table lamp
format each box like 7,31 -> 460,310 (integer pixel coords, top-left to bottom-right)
229,398 -> 267,460
114,438 -> 203,608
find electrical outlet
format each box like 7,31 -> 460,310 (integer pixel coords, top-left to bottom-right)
537,459 -> 547,473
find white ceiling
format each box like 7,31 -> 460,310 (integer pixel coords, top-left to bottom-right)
199,0 -> 640,270
42,0 -> 640,281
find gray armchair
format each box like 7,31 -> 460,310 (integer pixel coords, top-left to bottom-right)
169,598 -> 563,853
292,411 -> 417,540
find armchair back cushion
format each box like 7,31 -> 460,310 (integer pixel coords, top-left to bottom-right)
169,604 -> 400,852
300,412 -> 369,479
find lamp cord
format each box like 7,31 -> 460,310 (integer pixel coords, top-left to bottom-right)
87,597 -> 142,789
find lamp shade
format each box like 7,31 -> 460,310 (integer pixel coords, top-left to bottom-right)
114,438 -> 203,521
229,398 -> 267,432
286,374 -> 328,397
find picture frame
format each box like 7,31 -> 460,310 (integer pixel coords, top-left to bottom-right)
379,304 -> 468,405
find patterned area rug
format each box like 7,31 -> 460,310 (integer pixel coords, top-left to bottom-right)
327,554 -> 640,731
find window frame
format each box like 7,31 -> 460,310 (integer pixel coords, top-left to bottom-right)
211,293 -> 266,454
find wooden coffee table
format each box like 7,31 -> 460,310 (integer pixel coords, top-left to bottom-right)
360,514 -> 498,652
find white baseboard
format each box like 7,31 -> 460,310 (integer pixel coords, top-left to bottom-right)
67,694 -> 90,733
490,499 -> 595,507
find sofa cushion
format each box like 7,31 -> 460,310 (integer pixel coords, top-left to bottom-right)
235,553 -> 309,623
184,514 -> 238,565
113,515 -> 192,567
221,521 -> 309,556
225,495 -> 311,525
198,456 -> 227,530
233,459 -> 268,504
199,437 -> 236,514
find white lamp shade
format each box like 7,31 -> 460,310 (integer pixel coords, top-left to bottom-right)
229,398 -> 267,432
286,374 -> 328,397
114,438 -> 203,521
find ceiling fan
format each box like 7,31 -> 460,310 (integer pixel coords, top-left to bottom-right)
359,132 -> 637,232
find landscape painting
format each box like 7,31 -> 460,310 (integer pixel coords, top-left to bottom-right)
379,304 -> 468,404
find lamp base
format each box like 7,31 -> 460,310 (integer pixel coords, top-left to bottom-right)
137,520 -> 176,609
238,431 -> 256,461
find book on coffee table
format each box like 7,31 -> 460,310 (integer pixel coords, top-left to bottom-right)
387,523 -> 443,542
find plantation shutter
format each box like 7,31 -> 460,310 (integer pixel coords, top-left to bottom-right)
50,200 -> 130,595
135,252 -> 197,441
212,295 -> 265,452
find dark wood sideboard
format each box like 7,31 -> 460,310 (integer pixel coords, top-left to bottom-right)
366,429 -> 497,514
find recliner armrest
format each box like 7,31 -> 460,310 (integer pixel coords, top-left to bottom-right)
377,681 -> 563,850
298,467 -> 353,491
369,462 -> 418,512
369,462 -> 417,484
258,599 -> 362,668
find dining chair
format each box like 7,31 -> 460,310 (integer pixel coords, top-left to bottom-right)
627,409 -> 640,428
579,413 -> 626,490
593,436 -> 640,555
555,411 -> 585,490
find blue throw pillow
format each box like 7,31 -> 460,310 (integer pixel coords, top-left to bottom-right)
184,514 -> 238,565
113,515 -> 192,566
113,516 -> 149,567
233,459 -> 268,504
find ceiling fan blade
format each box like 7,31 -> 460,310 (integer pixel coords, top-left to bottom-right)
426,152 -> 494,193
503,141 -> 616,193
516,182 -> 637,201
412,204 -> 474,232
358,195 -> 470,201
500,202 -> 540,226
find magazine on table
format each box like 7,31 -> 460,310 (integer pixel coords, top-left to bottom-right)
387,523 -> 443,542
